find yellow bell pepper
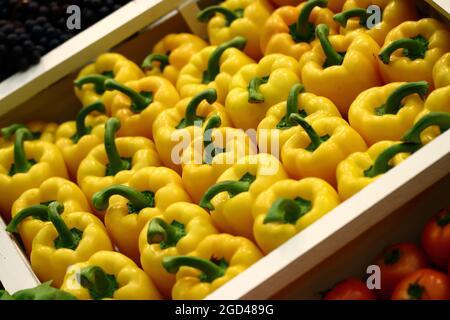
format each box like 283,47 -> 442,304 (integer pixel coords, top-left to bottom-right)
142,33 -> 208,85
176,37 -> 254,104
181,115 -> 257,203
152,89 -> 231,173
77,118 -> 161,207
334,0 -> 418,46
74,53 -> 144,114
433,53 -> 450,89
414,88 -> 450,145
61,251 -> 161,300
336,141 -> 419,200
92,166 -> 192,264
197,0 -> 273,60
378,18 -> 450,89
226,54 -> 301,130
1,121 -> 58,148
403,112 -> 450,146
348,81 -> 429,146
139,202 -> 218,299
299,24 -> 382,117
282,115 -> 367,186
260,0 -> 339,60
55,102 -> 107,180
257,83 -> 341,155
199,154 -> 288,240
104,77 -> 180,140
7,177 -> 90,256
31,202 -> 113,287
253,178 -> 340,253
0,129 -> 68,222
162,233 -> 263,300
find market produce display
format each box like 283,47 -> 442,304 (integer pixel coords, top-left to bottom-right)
1,0 -> 450,300
324,206 -> 450,300
0,0 -> 133,81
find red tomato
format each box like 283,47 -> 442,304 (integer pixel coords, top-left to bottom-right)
391,269 -> 450,300
421,206 -> 450,270
324,278 -> 376,300
374,242 -> 429,299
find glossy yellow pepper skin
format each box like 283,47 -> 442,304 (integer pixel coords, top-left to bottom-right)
378,18 -> 450,89
253,178 -> 340,254
197,0 -> 273,60
200,154 -> 288,240
336,140 -> 416,200
0,129 -> 68,222
92,166 -> 191,264
182,116 -> 257,204
433,53 -> 450,89
177,37 -> 254,104
334,0 -> 418,46
282,115 -> 367,186
257,83 -> 341,156
226,54 -> 301,130
77,118 -> 161,207
31,202 -> 113,287
7,178 -> 90,256
299,24 -> 382,117
349,81 -> 429,146
152,89 -> 231,173
74,53 -> 144,114
260,0 -> 338,60
139,202 -> 218,299
1,121 -> 58,148
414,90 -> 450,145
142,33 -> 208,85
55,102 -> 107,180
61,251 -> 161,300
162,234 -> 263,300
105,77 -> 180,140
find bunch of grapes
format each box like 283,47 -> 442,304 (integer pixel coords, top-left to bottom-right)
0,0 -> 132,82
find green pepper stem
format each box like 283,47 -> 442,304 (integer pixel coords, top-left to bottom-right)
1,124 -> 28,140
6,205 -> 50,233
296,0 -> 328,38
104,79 -> 153,112
333,8 -> 368,27
197,5 -> 241,25
402,112 -> 450,144
248,76 -> 269,104
13,128 -> 35,174
184,89 -> 218,127
162,256 -> 225,283
48,202 -> 78,249
79,266 -> 117,300
264,198 -> 302,224
73,102 -> 105,143
104,118 -> 128,176
316,24 -> 343,67
203,115 -> 221,150
379,37 -> 428,64
289,113 -> 323,150
286,83 -> 306,120
200,180 -> 251,210
92,185 -> 151,212
203,37 -> 247,84
74,75 -> 111,93
147,218 -> 179,245
364,142 -> 420,178
377,81 -> 429,115
141,53 -> 170,70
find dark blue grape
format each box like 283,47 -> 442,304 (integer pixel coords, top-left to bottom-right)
11,45 -> 23,57
6,34 -> 18,46
31,25 -> 44,37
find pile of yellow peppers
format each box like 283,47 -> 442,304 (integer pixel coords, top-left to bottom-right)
1,0 -> 450,300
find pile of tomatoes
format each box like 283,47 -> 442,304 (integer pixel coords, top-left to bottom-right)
324,206 -> 450,300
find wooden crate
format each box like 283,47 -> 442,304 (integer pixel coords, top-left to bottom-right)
0,0 -> 449,299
